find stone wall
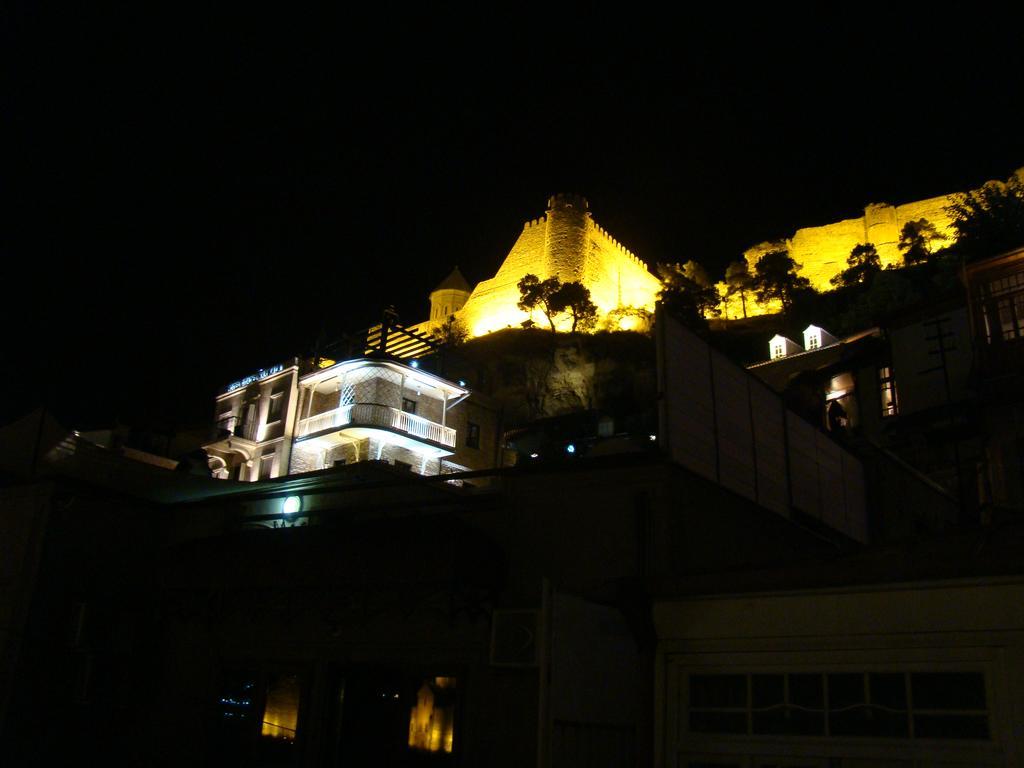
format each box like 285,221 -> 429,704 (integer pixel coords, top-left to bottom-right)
454,195 -> 661,337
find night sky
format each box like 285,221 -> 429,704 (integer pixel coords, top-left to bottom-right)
6,10 -> 1023,431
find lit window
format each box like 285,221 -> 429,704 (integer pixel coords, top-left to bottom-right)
466,422 -> 480,449
879,366 -> 899,417
402,398 -> 417,414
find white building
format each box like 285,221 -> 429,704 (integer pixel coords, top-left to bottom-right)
203,355 -> 494,482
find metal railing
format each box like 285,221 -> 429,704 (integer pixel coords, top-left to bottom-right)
297,403 -> 455,447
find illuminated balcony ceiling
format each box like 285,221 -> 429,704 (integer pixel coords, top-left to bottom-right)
300,358 -> 468,398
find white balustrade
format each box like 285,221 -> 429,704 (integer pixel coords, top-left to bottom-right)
297,403 -> 455,447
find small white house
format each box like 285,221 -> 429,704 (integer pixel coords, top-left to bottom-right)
803,324 -> 838,351
769,334 -> 803,360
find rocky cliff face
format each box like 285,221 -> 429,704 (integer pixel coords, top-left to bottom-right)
444,329 -> 656,426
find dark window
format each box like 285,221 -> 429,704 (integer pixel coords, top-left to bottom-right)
466,421 -> 480,449
267,392 -> 283,423
686,670 -> 988,741
212,667 -> 304,765
332,672 -> 458,764
402,398 -> 417,414
259,453 -> 274,480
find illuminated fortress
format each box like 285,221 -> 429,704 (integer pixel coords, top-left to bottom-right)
416,194 -> 662,336
418,170 -> 1023,332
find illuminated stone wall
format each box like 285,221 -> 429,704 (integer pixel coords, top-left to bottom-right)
437,194 -> 662,337
743,194 -> 958,295
743,168 -> 1024,302
413,169 -> 1023,331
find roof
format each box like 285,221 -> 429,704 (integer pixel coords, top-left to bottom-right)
431,266 -> 472,294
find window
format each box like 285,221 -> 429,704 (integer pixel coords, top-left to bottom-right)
267,392 -> 283,424
402,398 -> 417,414
687,671 -> 989,740
982,271 -> 1024,343
330,671 -> 458,764
807,335 -> 819,350
213,667 -> 304,764
259,453 -> 274,480
879,366 -> 899,417
466,421 -> 480,449
771,343 -> 784,359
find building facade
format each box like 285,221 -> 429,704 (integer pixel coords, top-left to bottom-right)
203,355 -> 500,483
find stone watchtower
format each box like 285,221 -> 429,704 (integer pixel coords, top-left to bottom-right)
543,193 -> 591,283
428,266 -> 472,322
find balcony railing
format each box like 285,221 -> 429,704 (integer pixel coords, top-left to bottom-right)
297,403 -> 456,448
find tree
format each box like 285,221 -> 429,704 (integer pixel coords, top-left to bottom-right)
435,314 -> 468,346
724,259 -> 754,318
752,250 -> 811,312
830,243 -> 881,288
898,218 -> 943,265
656,260 -> 722,327
945,175 -> 1024,260
517,274 -> 598,334
551,281 -> 598,333
517,274 -> 564,331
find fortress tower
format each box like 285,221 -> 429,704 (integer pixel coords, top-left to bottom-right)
430,194 -> 662,337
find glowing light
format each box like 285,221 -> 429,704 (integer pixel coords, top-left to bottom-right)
649,434 -> 657,442
618,314 -> 638,331
566,444 -> 575,454
317,358 -> 336,369
282,496 -> 301,515
458,380 -> 466,387
410,360 -> 420,368
529,452 -> 539,458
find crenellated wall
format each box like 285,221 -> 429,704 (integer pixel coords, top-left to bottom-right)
418,169 -> 1023,333
743,194 -> 959,294
453,195 -> 662,337
744,168 -> 1024,298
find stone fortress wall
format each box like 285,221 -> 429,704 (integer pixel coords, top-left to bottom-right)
719,166 -> 1024,319
453,194 -> 661,337
415,168 -> 1022,334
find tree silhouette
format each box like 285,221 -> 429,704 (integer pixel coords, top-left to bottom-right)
517,274 -> 598,334
898,218 -> 943,265
945,175 -> 1024,260
517,274 -> 564,331
753,250 -> 810,312
435,314 -> 468,346
724,259 -> 754,318
552,281 -> 598,333
830,243 -> 882,288
657,260 -> 722,327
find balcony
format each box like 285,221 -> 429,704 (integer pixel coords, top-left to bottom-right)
297,402 -> 456,450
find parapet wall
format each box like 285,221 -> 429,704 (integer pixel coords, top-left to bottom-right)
455,197 -> 661,337
745,168 -> 1024,295
743,193 -> 958,293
